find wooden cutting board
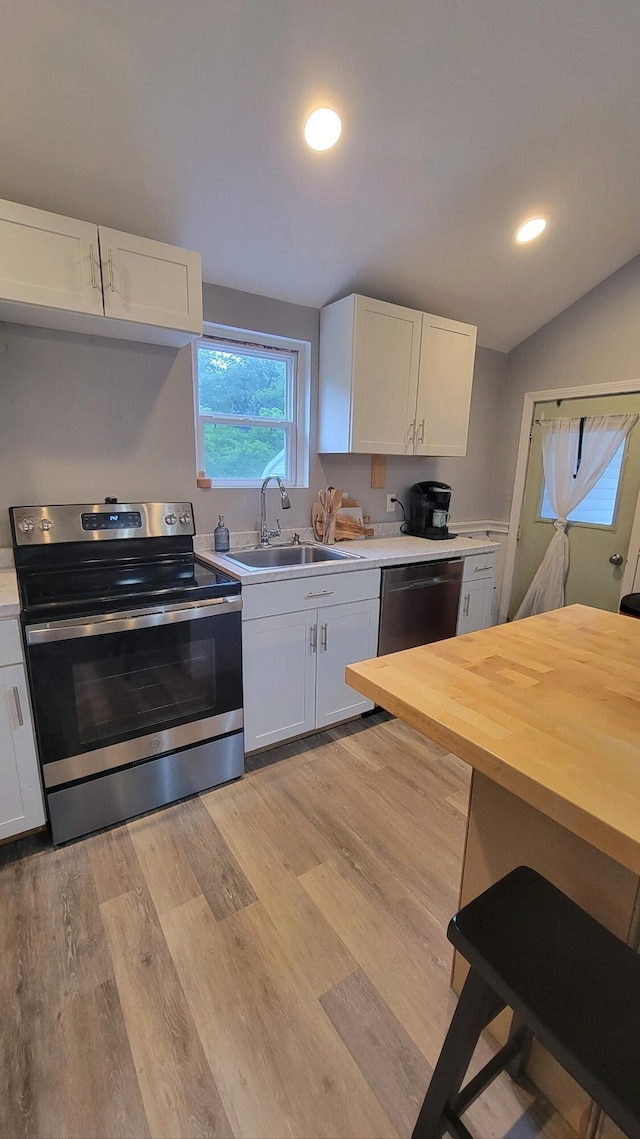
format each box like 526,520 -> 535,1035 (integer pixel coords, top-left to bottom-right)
336,506 -> 366,539
312,501 -> 373,541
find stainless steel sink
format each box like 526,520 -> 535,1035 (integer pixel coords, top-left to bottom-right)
224,543 -> 364,569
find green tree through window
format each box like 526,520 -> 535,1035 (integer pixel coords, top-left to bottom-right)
196,339 -> 296,481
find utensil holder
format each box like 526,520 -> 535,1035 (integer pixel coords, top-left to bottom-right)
323,512 -> 337,544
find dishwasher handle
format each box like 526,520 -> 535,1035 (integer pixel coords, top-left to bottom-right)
386,574 -> 453,592
381,559 -> 462,592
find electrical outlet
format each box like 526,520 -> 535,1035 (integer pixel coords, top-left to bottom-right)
386,494 -> 396,513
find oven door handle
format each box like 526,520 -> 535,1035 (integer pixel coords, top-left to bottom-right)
26,596 -> 242,644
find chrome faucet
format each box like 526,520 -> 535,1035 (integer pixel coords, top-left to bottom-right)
260,476 -> 291,545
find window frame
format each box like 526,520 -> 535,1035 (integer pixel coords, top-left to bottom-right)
193,323 -> 310,489
536,436 -> 628,531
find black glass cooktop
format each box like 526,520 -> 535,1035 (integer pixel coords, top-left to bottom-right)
19,555 -> 240,621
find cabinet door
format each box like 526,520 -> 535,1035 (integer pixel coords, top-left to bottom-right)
315,599 -> 380,728
242,611 -> 317,752
0,199 -> 103,315
0,663 -> 45,841
351,296 -> 422,454
99,227 -> 203,333
415,314 -> 477,457
457,579 -> 494,635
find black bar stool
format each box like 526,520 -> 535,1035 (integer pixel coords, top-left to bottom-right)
620,593 -> 640,618
412,866 -> 640,1139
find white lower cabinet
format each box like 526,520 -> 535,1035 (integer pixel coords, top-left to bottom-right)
315,600 -> 380,728
457,578 -> 494,635
0,659 -> 45,841
242,592 -> 380,753
457,554 -> 497,635
243,610 -> 317,751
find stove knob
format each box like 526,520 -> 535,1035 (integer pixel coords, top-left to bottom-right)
165,513 -> 177,526
19,519 -> 34,533
39,518 -> 52,531
179,512 -> 192,526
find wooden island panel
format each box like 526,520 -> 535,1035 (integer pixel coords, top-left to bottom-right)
346,604 -> 640,1137
346,604 -> 640,874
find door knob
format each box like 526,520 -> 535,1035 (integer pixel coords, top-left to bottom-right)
609,553 -> 624,566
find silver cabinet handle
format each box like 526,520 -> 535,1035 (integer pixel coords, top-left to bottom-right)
106,249 -> 115,291
416,419 -> 425,447
305,589 -> 334,599
407,419 -> 416,451
12,686 -> 23,727
463,593 -> 470,617
473,564 -> 493,573
88,243 -> 100,289
310,623 -> 317,653
320,623 -> 328,651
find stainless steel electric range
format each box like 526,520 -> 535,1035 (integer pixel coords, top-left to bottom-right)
10,500 -> 243,845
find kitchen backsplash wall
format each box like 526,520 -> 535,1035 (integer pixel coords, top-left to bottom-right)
0,282 -> 508,548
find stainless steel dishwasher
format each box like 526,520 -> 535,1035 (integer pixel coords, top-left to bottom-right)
377,559 -> 463,655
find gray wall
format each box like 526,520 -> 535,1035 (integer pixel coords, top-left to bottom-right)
0,284 -> 508,548
497,253 -> 640,521
0,325 -> 196,548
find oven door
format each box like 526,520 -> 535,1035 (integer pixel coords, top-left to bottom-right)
25,597 -> 242,789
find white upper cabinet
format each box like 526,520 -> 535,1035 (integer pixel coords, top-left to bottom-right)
318,293 -> 477,457
414,314 -> 477,456
319,294 -> 422,454
99,227 -> 202,334
0,200 -> 103,316
0,198 -> 203,346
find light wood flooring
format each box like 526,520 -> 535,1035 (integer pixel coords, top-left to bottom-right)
1,712 -> 576,1139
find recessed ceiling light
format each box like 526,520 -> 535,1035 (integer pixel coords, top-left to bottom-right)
515,217 -> 547,243
304,108 -> 342,151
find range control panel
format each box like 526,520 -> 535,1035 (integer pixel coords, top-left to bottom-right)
10,502 -> 195,545
81,511 -> 143,531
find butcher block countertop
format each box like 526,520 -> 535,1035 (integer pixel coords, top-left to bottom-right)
346,604 -> 640,875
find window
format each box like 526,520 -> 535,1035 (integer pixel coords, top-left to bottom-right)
194,327 -> 309,487
539,439 -> 625,527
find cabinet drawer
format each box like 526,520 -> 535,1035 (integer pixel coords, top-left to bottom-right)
241,568 -> 381,620
462,553 -> 496,582
0,619 -> 24,667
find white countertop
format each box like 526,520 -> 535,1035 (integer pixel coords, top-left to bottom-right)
198,534 -> 499,585
0,567 -> 20,618
0,537 -> 499,613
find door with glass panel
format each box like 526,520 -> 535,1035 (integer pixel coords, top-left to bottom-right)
509,393 -> 640,616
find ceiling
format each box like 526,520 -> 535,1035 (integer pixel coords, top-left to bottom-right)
2,0 -> 640,351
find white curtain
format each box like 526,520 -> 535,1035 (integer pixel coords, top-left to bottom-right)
514,413 -> 638,619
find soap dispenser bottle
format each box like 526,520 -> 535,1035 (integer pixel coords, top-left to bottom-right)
214,514 -> 230,553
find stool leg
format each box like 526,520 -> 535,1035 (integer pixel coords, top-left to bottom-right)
505,1013 -> 533,1083
411,968 -> 505,1139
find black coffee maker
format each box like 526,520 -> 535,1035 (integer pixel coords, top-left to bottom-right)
407,481 -> 457,540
